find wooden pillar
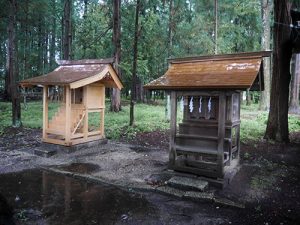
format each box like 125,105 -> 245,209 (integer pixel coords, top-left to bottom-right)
65,85 -> 71,144
83,86 -> 88,139
42,85 -> 48,139
236,94 -> 241,161
100,87 -> 105,136
169,91 -> 177,168
217,92 -> 226,177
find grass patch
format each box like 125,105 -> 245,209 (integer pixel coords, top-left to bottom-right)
0,101 -> 299,141
240,103 -> 300,142
104,103 -> 170,139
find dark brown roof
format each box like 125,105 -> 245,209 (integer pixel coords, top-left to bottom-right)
144,51 -> 271,90
19,58 -> 123,89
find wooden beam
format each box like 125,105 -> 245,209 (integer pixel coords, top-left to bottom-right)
65,86 -> 71,144
217,92 -> 226,177
108,65 -> 124,90
83,86 -> 88,140
42,86 -> 48,139
169,91 -> 177,168
100,87 -> 105,136
70,70 -> 106,89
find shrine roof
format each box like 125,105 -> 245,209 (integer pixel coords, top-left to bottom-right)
144,51 -> 271,90
19,58 -> 123,89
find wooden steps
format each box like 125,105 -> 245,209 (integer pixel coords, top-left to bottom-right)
47,104 -> 85,136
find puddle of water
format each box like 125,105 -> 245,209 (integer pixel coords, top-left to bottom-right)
56,162 -> 100,174
0,170 -> 159,225
0,169 -> 234,225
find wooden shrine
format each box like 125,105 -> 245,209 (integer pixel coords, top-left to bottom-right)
20,58 -> 123,146
145,51 -> 271,181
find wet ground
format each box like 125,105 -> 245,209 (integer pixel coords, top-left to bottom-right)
0,127 -> 300,225
0,169 -> 238,225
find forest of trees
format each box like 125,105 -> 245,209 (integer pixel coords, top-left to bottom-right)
0,0 -> 299,142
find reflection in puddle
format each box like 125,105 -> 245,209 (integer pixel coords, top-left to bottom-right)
0,170 -> 157,225
56,162 -> 100,174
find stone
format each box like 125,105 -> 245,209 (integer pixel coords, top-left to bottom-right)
155,186 -> 185,198
34,148 -> 57,157
213,197 -> 245,208
167,176 -> 208,192
183,191 -> 214,202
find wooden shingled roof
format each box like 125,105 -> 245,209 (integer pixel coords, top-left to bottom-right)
144,51 -> 271,90
20,58 -> 123,90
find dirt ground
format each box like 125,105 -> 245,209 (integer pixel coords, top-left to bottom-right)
0,127 -> 300,224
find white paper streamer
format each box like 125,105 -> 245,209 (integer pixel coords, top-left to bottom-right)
180,96 -> 184,112
199,96 -> 202,113
208,97 -> 212,112
189,96 -> 194,113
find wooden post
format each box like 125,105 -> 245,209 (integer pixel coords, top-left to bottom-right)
65,85 -> 71,144
169,91 -> 177,168
83,86 -> 88,139
217,92 -> 226,177
42,85 -> 48,139
100,87 -> 105,136
236,95 -> 241,162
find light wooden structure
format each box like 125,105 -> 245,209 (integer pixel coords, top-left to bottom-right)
145,51 -> 271,180
20,58 -> 123,146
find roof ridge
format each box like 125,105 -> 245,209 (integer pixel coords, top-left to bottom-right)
57,58 -> 114,65
168,51 -> 272,64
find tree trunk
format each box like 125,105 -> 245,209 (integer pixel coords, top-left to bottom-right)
62,0 -> 72,60
259,0 -> 271,110
50,0 -> 56,70
111,0 -> 122,112
289,53 -> 300,114
8,0 -> 21,127
4,40 -> 11,101
25,0 -> 30,78
246,88 -> 251,106
37,15 -> 44,74
165,0 -> 173,120
265,0 -> 293,143
129,0 -> 140,126
167,0 -> 173,58
214,0 -> 218,54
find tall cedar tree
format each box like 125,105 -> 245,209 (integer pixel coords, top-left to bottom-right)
265,0 -> 293,142
289,54 -> 300,114
62,0 -> 72,60
259,0 -> 271,110
111,0 -> 122,112
129,0 -> 140,126
8,0 -> 21,127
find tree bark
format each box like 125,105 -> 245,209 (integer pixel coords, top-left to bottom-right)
165,0 -> 173,120
265,0 -> 293,142
167,0 -> 173,58
62,0 -> 72,60
37,14 -> 44,74
214,0 -> 218,54
50,0 -> 56,70
129,0 -> 140,126
8,0 -> 21,127
259,0 -> 271,110
4,40 -> 11,101
111,0 -> 122,112
289,54 -> 300,114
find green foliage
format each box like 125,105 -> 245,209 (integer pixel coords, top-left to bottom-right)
0,101 -> 299,142
105,103 -> 169,139
240,104 -> 300,142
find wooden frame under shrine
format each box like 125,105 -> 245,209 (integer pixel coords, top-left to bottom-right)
145,51 -> 271,181
20,58 -> 123,146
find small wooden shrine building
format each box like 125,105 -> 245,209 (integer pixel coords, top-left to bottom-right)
20,58 -> 123,146
144,51 -> 271,181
